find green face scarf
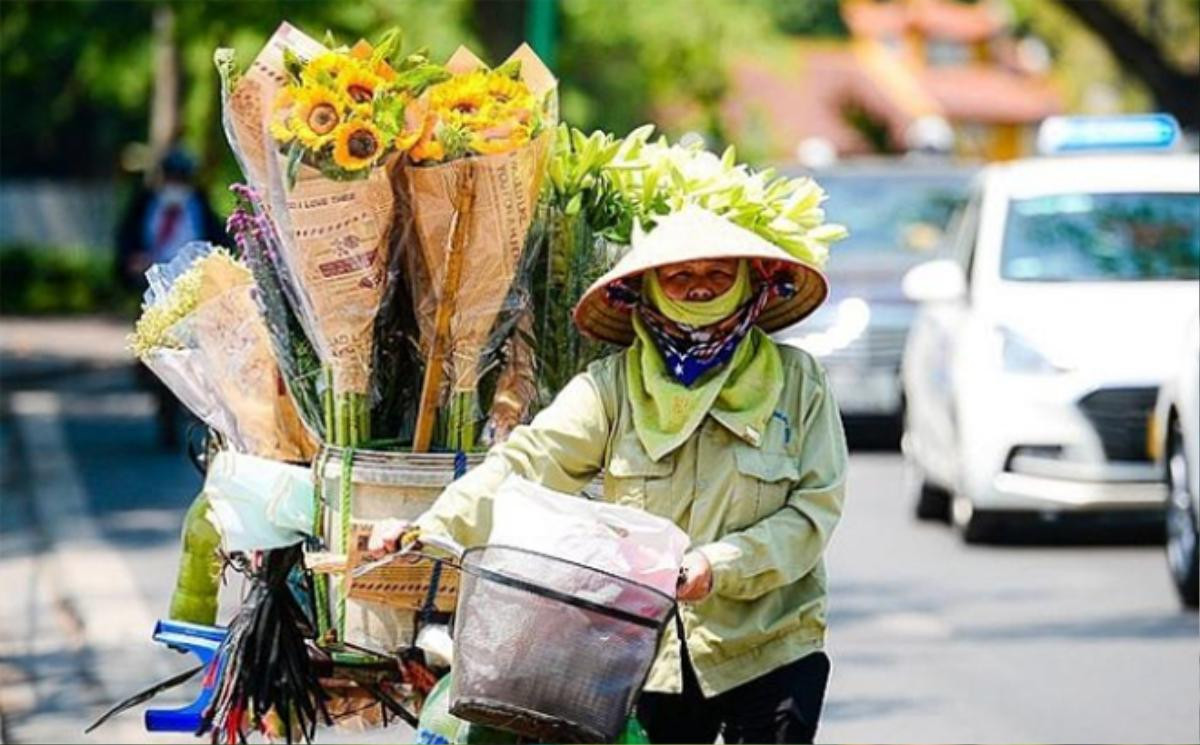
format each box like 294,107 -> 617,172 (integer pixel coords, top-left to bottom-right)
643,260 -> 752,325
627,262 -> 784,461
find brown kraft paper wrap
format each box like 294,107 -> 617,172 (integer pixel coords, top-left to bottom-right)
404,44 -> 556,397
405,135 -> 549,393
283,162 -> 396,394
188,284 -> 318,461
222,23 -> 393,397
221,23 -> 325,190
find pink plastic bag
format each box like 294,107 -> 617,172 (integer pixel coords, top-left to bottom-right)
488,474 -> 689,597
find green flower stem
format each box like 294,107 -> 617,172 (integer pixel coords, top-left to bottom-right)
337,446 -> 354,639
445,390 -> 477,452
323,367 -> 335,444
320,368 -> 370,448
311,448 -> 331,641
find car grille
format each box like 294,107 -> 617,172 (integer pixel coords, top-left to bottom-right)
1076,387 -> 1158,462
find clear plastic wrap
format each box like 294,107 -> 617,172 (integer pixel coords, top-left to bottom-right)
401,45 -> 557,451
175,284 -> 316,460
132,242 -> 317,461
227,184 -> 326,441
488,474 -> 689,597
217,24 -> 418,446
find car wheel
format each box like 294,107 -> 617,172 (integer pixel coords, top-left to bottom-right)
1165,417 -> 1199,609
908,460 -> 951,522
951,492 -> 1000,544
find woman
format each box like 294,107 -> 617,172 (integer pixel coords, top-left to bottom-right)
373,205 -> 847,743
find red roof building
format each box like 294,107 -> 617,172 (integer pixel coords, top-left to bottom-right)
718,0 -> 1062,162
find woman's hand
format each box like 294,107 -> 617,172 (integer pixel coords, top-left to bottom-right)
366,518 -> 413,559
676,551 -> 713,602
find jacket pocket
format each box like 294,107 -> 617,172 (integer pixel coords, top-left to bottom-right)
603,435 -> 675,512
726,448 -> 801,529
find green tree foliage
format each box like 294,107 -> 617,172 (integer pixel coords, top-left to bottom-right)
1,1 -> 473,202
1008,0 -> 1198,125
757,0 -> 848,37
552,0 -> 775,145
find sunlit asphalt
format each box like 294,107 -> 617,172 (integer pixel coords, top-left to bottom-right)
0,364 -> 1195,744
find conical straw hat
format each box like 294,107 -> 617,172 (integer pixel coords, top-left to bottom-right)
573,205 -> 829,346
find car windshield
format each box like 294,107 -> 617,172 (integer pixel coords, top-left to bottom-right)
819,171 -> 970,254
1001,192 -> 1200,281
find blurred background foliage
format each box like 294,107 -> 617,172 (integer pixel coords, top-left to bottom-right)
0,244 -> 133,315
0,0 -> 1196,314
2,0 -> 1196,184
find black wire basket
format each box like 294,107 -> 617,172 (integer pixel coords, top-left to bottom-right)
449,545 -> 675,743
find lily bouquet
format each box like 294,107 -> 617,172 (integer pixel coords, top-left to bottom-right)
532,124 -> 848,403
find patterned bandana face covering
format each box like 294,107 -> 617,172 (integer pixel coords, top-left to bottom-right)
607,263 -> 797,386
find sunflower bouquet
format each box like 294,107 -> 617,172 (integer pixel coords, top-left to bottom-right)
269,32 -> 446,182
401,44 -> 556,452
218,24 -> 447,447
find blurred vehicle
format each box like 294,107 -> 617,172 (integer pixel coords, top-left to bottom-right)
900,115 -> 1200,542
775,161 -> 974,435
1149,316 -> 1199,608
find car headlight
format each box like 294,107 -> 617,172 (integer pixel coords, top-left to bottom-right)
997,326 -> 1067,375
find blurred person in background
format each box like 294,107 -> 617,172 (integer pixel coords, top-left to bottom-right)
116,147 -> 226,288
116,147 -> 227,448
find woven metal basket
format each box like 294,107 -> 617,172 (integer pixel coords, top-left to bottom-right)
450,545 -> 675,742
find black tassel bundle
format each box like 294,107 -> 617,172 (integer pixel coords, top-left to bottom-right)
202,545 -> 329,744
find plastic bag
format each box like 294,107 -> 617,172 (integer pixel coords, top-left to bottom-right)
488,474 -> 689,597
204,450 -> 315,553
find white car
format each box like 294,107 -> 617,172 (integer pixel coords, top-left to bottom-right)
775,162 -> 973,442
1149,317 -> 1199,608
900,118 -> 1200,542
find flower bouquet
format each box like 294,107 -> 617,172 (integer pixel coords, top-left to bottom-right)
602,126 -> 848,264
130,242 -> 317,461
218,23 -> 448,447
400,44 -> 556,452
529,124 -> 849,406
131,241 -> 319,631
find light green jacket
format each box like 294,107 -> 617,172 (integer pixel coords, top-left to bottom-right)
416,344 -> 848,697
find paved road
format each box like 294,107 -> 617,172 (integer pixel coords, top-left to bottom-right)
821,453 -> 1198,744
0,360 -> 1196,743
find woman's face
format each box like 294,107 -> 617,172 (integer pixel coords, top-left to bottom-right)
656,259 -> 739,302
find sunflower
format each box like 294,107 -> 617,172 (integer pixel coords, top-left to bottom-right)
332,120 -> 388,171
405,109 -> 444,162
302,52 -> 352,86
484,73 -> 534,109
273,87 -> 296,113
347,39 -> 398,82
387,95 -> 426,153
339,65 -> 384,106
429,72 -> 490,122
469,121 -> 531,156
291,86 -> 347,148
409,137 -> 445,163
269,119 -> 296,145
